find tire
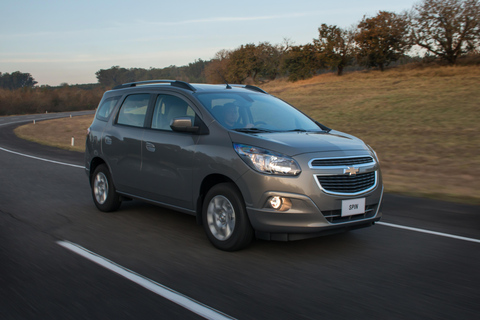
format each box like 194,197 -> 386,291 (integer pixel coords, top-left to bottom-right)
202,183 -> 254,251
91,164 -> 121,212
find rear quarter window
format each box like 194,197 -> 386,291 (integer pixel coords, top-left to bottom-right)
116,94 -> 150,128
96,96 -> 121,121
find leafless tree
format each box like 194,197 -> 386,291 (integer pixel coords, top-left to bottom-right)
410,0 -> 480,64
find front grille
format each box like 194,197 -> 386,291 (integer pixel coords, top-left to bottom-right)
311,157 -> 373,167
317,171 -> 376,194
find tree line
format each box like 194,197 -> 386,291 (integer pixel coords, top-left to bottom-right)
206,0 -> 479,82
1,0 -> 479,93
0,85 -> 103,116
96,0 -> 480,86
95,60 -> 207,88
0,72 -> 37,90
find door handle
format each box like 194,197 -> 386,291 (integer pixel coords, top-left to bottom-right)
104,136 -> 112,145
146,142 -> 156,152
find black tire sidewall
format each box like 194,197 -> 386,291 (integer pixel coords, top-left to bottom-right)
202,182 -> 253,251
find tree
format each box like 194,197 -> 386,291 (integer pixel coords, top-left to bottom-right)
226,44 -> 257,83
355,11 -> 410,71
95,66 -> 135,87
205,43 -> 284,84
314,24 -> 355,75
410,0 -> 480,64
0,71 -> 37,89
226,42 -> 284,83
254,42 -> 284,82
204,49 -> 231,83
186,59 -> 208,83
283,44 -> 322,81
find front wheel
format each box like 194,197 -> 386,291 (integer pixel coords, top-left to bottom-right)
202,183 -> 254,251
91,164 -> 121,212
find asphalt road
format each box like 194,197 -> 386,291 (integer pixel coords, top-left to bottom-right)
1,112 -> 479,320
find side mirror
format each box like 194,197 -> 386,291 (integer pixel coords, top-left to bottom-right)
170,117 -> 200,133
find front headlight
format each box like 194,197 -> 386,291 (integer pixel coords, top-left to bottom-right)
234,143 -> 301,175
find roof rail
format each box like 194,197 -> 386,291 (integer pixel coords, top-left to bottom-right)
230,84 -> 267,94
245,85 -> 268,94
112,80 -> 196,92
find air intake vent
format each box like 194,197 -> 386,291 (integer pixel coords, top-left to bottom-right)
311,157 -> 373,167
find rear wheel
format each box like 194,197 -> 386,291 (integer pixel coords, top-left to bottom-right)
202,183 -> 253,251
91,164 -> 121,212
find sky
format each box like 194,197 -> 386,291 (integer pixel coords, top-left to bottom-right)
0,0 -> 419,86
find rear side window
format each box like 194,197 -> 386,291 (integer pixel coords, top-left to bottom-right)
116,94 -> 150,127
96,96 -> 120,121
151,94 -> 196,131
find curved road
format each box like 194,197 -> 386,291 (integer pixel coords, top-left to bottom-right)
1,112 -> 479,319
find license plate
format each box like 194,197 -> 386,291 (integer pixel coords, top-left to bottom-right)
341,198 -> 366,217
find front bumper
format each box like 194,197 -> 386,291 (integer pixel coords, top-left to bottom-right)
246,186 -> 383,240
237,150 -> 384,241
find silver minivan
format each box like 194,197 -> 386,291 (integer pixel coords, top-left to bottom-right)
85,80 -> 383,251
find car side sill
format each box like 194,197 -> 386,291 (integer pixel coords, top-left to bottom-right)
117,191 -> 197,216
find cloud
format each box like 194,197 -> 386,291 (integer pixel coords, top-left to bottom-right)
134,12 -> 315,27
0,47 -> 218,65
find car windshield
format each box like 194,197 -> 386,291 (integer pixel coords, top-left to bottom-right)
196,92 -> 323,132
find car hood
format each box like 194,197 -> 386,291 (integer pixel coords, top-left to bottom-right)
229,130 -> 369,156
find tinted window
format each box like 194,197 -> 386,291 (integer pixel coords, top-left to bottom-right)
151,94 -> 195,131
96,96 -> 120,121
116,94 -> 150,127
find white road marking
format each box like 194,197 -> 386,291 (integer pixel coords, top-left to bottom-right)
57,241 -> 236,320
377,222 -> 480,244
0,111 -> 94,127
0,119 -> 38,127
0,113 -> 91,169
0,115 -> 69,127
0,146 -> 84,169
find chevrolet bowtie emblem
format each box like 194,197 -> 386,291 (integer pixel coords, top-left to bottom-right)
344,167 -> 359,175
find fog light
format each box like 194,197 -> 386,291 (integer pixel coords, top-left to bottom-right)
268,196 -> 292,211
270,196 -> 282,209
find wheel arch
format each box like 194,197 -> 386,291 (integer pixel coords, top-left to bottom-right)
88,157 -> 107,186
196,174 -> 240,225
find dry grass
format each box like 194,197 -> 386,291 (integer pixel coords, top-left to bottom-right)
13,65 -> 480,204
262,65 -> 480,204
14,115 -> 93,152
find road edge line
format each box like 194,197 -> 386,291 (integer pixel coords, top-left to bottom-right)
0,146 -> 84,169
57,240 -> 237,320
377,222 -> 480,244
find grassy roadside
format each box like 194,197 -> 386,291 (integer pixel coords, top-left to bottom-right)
13,65 -> 480,204
14,115 -> 93,152
263,65 -> 480,204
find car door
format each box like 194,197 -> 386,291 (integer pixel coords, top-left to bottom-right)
140,94 -> 199,210
102,93 -> 151,195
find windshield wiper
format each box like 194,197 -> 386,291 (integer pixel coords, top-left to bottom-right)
233,128 -> 276,133
315,121 -> 332,132
284,129 -> 307,132
282,129 -> 330,133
